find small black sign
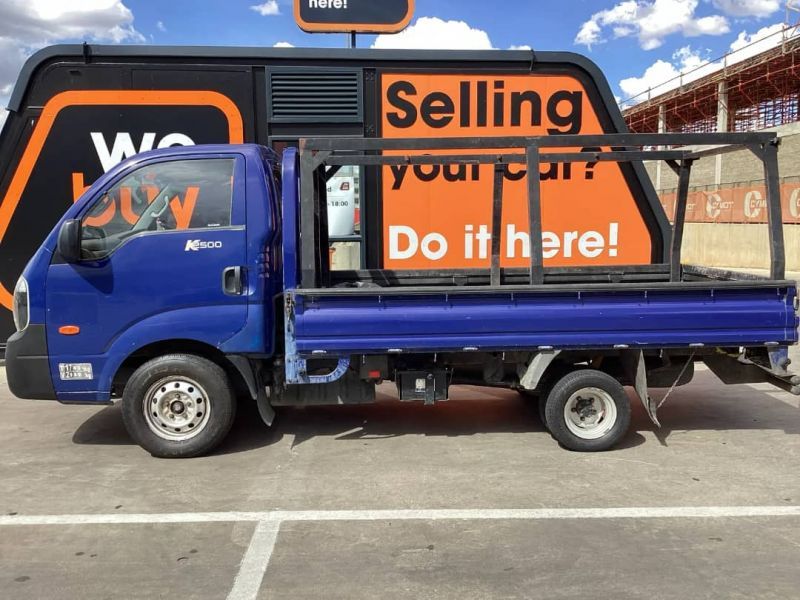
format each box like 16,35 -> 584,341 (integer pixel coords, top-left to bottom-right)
294,0 -> 414,33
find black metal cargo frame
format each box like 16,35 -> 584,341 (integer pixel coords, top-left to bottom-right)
298,132 -> 786,291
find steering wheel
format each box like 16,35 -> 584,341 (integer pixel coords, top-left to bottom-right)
82,225 -> 106,241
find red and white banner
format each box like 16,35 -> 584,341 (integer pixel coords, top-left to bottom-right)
660,183 -> 800,224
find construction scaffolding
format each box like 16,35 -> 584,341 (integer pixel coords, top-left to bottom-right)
623,16 -> 800,134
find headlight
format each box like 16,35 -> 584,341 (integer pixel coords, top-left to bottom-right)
12,277 -> 29,332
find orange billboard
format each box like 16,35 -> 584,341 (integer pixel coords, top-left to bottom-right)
380,73 -> 654,269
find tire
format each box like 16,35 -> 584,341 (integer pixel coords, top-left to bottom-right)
520,363 -> 573,431
544,369 -> 631,452
121,354 -> 237,458
538,394 -> 547,430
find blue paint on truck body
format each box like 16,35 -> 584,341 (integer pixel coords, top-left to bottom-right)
289,286 -> 797,355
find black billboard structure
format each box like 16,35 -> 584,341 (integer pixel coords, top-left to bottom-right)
0,45 -> 670,346
294,0 -> 414,34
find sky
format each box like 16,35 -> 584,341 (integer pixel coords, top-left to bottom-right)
0,0 -> 797,127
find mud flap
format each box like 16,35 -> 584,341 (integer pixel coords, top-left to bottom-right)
620,350 -> 660,427
256,387 -> 276,426
228,354 -> 276,427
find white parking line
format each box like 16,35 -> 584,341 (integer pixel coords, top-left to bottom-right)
227,520 -> 281,600
1,505 -> 799,526
2,506 -> 799,600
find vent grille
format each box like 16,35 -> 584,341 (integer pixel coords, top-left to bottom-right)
269,70 -> 361,122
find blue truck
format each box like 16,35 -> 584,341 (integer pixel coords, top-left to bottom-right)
5,132 -> 799,457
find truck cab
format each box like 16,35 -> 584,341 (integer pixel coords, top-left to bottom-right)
7,144 -> 281,455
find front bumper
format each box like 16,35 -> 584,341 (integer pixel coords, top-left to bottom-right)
6,324 -> 56,400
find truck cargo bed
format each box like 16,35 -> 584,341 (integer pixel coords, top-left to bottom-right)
284,134 -> 797,358
290,277 -> 798,355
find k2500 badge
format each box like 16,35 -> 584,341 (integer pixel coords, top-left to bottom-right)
185,240 -> 223,251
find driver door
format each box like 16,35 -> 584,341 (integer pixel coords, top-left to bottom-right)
45,154 -> 249,398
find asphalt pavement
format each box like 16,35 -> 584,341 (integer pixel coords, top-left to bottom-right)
1,361 -> 800,599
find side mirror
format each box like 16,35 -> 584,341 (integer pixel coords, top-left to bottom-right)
57,219 -> 82,263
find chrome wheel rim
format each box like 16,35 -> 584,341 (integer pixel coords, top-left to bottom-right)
143,377 -> 210,441
563,387 -> 617,440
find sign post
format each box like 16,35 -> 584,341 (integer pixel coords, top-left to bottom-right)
294,0 -> 414,46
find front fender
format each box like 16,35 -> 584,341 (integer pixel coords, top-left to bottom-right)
51,304 -> 246,402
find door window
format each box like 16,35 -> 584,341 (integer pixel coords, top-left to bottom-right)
80,158 -> 235,259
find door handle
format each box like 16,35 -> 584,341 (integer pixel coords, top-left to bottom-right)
222,266 -> 244,296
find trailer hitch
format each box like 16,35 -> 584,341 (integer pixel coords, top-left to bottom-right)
703,347 -> 800,396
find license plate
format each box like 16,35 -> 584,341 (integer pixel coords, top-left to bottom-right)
58,363 -> 93,380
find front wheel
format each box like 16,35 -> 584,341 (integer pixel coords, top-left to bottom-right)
121,354 -> 237,458
543,369 -> 631,452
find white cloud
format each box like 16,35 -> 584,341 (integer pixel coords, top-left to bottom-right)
0,1 -> 144,115
372,17 -> 492,50
619,46 -> 709,100
575,0 -> 729,50
509,44 -> 532,51
0,109 -> 7,130
0,0 -> 145,45
156,20 -> 166,32
273,41 -> 294,48
576,19 -> 603,47
619,22 -> 797,103
712,0 -> 780,18
250,1 -> 280,16
729,22 -> 788,57
620,58 -> 679,100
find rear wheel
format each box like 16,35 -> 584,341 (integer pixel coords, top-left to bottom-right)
121,354 -> 237,458
544,369 -> 630,452
521,363 -> 573,431
517,389 -> 547,428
